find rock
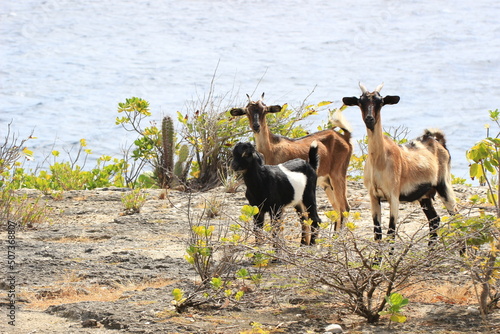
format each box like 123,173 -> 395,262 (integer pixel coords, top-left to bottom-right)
466,306 -> 480,315
102,316 -> 128,330
81,318 -> 98,328
324,323 -> 343,333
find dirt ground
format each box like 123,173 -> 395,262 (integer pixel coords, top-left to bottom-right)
1,181 -> 499,334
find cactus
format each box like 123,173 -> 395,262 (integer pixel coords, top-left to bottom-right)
174,144 -> 190,183
161,116 -> 175,187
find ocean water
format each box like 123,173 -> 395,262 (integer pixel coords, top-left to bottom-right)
2,0 -> 500,180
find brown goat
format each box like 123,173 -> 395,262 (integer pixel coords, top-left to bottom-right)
343,83 -> 457,244
230,93 -> 353,229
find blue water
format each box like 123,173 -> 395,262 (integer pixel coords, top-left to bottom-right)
2,0 -> 500,180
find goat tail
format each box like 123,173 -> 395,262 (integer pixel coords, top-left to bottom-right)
423,128 -> 447,148
309,140 -> 320,171
330,108 -> 353,138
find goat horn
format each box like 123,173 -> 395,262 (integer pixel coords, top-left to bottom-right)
246,94 -> 252,103
375,83 -> 384,92
359,82 -> 368,94
260,92 -> 265,101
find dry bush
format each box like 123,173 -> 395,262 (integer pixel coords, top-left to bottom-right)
274,219 -> 462,323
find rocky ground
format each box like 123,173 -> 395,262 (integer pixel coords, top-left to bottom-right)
1,181 -> 499,334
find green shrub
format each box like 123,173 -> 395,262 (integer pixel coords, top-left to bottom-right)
171,204 -> 266,313
10,140 -> 127,192
467,109 -> 500,213
450,109 -> 500,318
121,189 -> 148,215
379,292 -> 409,326
116,97 -> 163,187
1,189 -> 52,228
429,109 -> 500,320
1,124 -> 51,228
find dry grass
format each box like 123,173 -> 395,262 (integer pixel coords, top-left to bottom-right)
22,284 -> 124,310
22,276 -> 177,310
197,195 -> 224,218
41,235 -> 111,243
401,280 -> 476,305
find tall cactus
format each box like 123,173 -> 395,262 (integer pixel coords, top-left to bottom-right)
161,116 -> 175,188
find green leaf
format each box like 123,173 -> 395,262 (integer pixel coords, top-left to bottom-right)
317,100 -> 332,107
388,293 -> 407,307
470,163 -> 481,178
241,205 -> 259,217
236,268 -> 250,279
250,273 -> 262,283
210,277 -> 223,290
172,288 -> 184,302
390,314 -> 407,323
199,247 -> 211,257
489,109 -> 499,121
484,160 -> 496,174
487,191 -> 498,205
235,290 -> 244,301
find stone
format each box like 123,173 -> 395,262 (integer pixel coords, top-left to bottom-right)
324,323 -> 343,333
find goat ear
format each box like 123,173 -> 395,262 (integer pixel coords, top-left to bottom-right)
267,105 -> 282,113
254,151 -> 264,164
230,108 -> 246,116
266,105 -> 281,113
383,95 -> 400,105
342,97 -> 359,106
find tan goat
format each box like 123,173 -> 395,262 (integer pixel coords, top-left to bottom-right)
342,83 -> 457,244
230,93 -> 353,229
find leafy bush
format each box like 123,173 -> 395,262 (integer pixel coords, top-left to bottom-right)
379,292 -> 409,326
116,97 -> 164,187
1,190 -> 52,228
121,189 -> 148,215
177,106 -> 248,190
171,203 -> 267,312
0,122 -> 34,187
10,140 -> 127,192
1,123 -> 51,228
467,109 -> 500,213
449,108 -> 500,318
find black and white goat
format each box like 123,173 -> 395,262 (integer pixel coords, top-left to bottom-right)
231,140 -> 321,245
342,83 -> 457,245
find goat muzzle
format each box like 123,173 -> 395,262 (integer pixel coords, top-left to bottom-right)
364,115 -> 376,130
252,123 -> 261,133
